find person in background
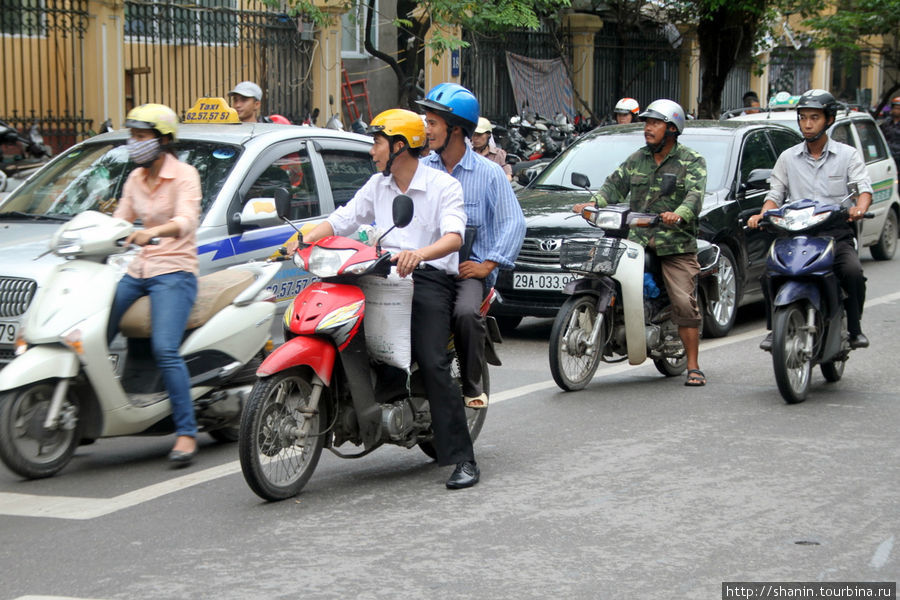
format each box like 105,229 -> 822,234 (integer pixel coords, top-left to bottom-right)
880,96 -> 900,182
107,103 -> 202,465
471,117 -> 512,181
613,98 -> 640,124
228,81 -> 263,123
741,91 -> 761,115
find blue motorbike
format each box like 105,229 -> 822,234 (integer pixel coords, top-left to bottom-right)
759,196 -> 871,403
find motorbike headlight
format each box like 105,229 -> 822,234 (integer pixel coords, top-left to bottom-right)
770,207 -> 830,231
306,247 -> 357,277
591,210 -> 624,230
343,259 -> 376,275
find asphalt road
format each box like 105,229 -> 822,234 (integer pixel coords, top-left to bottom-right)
2,252 -> 899,599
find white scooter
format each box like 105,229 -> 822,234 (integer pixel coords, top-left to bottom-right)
0,211 -> 281,478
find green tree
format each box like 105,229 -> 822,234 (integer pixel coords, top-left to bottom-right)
279,0 -> 571,107
802,0 -> 900,111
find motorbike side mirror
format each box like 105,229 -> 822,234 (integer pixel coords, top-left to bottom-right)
274,187 -> 291,219
392,194 -> 414,228
660,172 -> 677,196
571,172 -> 591,190
374,195 -> 414,256
848,182 -> 859,199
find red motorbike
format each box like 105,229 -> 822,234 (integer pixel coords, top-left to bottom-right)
238,193 -> 500,501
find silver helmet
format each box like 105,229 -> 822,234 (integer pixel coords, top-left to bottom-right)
639,99 -> 686,134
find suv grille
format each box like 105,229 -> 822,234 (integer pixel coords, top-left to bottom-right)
517,237 -> 564,267
0,277 -> 38,317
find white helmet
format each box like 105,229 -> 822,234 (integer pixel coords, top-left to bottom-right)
614,97 -> 640,115
639,99 -> 686,134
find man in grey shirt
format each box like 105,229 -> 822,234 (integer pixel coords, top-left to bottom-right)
748,89 -> 872,350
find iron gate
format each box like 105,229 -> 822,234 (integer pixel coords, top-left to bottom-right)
124,0 -> 314,122
0,0 -> 91,153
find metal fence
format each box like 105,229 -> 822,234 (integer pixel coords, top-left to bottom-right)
124,0 -> 314,122
768,46 -> 815,98
721,62 -> 752,113
0,0 -> 91,153
592,24 -> 682,119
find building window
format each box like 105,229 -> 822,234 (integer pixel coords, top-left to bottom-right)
341,0 -> 377,58
125,0 -> 239,46
1,0 -> 44,37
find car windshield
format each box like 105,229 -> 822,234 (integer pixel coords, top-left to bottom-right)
533,132 -> 731,191
0,140 -> 241,218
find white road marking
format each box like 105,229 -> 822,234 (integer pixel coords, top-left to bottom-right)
0,461 -> 240,520
3,290 -> 898,521
15,597 -> 108,600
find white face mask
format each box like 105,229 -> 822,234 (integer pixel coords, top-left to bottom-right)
127,137 -> 161,166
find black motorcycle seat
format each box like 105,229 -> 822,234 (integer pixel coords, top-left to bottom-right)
118,269 -> 255,338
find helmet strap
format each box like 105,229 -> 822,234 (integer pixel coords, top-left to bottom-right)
382,139 -> 408,176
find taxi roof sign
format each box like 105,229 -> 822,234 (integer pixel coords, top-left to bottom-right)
183,97 -> 240,124
768,91 -> 800,109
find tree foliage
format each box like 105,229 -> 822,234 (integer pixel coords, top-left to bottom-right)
276,0 -> 571,107
801,0 -> 900,109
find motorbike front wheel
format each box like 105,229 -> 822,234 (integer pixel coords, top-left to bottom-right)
238,370 -> 326,501
0,381 -> 82,479
549,295 -> 604,391
772,303 -> 813,404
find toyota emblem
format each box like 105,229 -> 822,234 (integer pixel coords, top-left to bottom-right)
540,239 -> 561,252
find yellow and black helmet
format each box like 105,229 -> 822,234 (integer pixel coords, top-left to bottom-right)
366,109 -> 426,149
125,103 -> 180,139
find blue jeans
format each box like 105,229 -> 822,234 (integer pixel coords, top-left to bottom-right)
108,272 -> 198,438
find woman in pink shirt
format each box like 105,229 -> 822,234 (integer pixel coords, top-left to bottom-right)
107,103 -> 202,465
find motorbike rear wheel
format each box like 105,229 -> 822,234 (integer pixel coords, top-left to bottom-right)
772,303 -> 812,404
239,370 -> 326,501
0,381 -> 82,479
549,295 -> 604,391
820,359 -> 846,382
654,354 -> 688,377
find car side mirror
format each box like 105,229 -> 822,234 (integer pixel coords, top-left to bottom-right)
743,168 -> 772,191
571,172 -> 591,189
237,197 -> 281,229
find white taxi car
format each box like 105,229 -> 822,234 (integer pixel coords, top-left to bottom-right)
726,94 -> 900,260
0,99 -> 375,367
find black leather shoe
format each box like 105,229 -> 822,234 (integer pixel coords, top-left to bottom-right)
168,447 -> 197,466
849,333 -> 869,349
759,332 -> 773,351
446,460 -> 480,489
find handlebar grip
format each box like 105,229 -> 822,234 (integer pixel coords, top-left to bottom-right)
863,212 -> 875,219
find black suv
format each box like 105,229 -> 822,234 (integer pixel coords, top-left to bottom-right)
492,120 -> 802,337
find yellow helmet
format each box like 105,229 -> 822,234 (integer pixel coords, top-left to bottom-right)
366,109 -> 425,148
125,103 -> 180,139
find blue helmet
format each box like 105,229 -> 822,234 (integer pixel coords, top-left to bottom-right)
416,83 -> 480,137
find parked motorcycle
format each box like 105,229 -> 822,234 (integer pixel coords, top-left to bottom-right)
549,172 -> 720,391
238,193 -> 499,501
757,194 -> 873,404
0,211 -> 282,478
0,119 -> 52,193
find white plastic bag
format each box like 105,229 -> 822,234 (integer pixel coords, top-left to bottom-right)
358,270 -> 413,370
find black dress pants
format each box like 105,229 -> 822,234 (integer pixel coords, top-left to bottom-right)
411,269 -> 475,466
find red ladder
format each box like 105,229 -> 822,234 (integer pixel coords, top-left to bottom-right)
341,68 -> 373,123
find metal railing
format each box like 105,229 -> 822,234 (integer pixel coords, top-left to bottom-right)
124,0 -> 314,122
0,0 -> 91,153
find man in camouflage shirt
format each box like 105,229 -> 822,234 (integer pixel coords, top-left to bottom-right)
573,99 -> 708,386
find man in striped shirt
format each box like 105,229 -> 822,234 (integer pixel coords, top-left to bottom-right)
418,83 -> 526,410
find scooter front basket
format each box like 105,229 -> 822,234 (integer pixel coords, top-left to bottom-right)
560,238 -> 625,276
